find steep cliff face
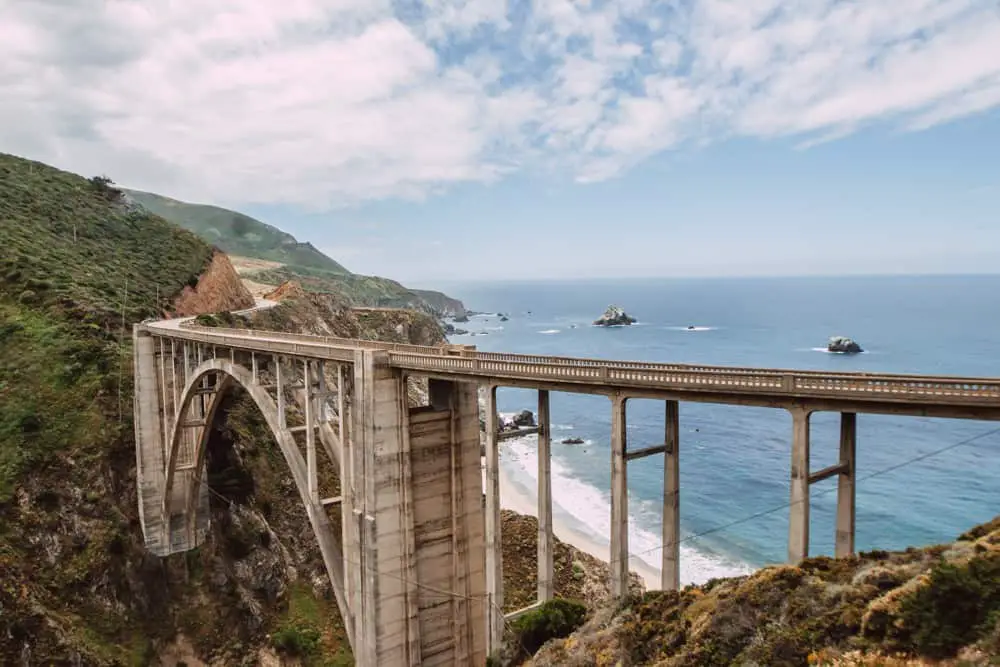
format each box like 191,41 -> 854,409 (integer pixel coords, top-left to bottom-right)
171,251 -> 254,317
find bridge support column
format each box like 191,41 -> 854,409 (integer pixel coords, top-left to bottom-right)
484,385 -> 503,657
788,408 -> 812,563
537,390 -> 554,602
427,379 -> 487,665
350,349 -> 414,666
836,413 -> 856,558
662,400 -> 680,591
351,354 -> 486,665
610,395 -> 629,600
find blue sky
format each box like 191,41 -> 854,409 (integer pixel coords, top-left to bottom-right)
2,0 -> 999,282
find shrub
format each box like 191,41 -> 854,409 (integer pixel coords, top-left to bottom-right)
271,625 -> 321,656
509,598 -> 588,657
896,552 -> 1000,658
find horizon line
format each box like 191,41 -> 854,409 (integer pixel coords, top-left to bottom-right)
413,271 -> 1000,286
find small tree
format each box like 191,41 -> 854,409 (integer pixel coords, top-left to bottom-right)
88,175 -> 123,202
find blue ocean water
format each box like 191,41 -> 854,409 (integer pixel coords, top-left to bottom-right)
438,275 -> 1000,583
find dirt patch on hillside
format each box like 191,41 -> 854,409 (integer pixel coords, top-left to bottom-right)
171,251 -> 254,316
264,280 -> 307,302
229,255 -> 284,275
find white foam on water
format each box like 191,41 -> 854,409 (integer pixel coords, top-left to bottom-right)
539,329 -> 561,334
501,434 -> 751,585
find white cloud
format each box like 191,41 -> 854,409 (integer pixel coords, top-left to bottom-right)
1,0 -> 999,207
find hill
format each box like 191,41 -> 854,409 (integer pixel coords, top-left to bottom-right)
124,189 -> 349,274
125,189 -> 467,319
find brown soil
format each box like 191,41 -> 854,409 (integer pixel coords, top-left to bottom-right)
264,280 -> 307,302
171,251 -> 254,316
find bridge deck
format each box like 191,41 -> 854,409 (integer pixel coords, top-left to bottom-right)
142,323 -> 1000,419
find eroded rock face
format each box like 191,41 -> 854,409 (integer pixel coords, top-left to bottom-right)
828,336 -> 864,354
171,251 -> 255,317
593,305 -> 637,327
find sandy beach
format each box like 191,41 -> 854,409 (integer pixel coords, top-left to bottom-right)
483,457 -> 662,590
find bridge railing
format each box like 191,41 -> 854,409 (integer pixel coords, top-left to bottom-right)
172,324 -> 444,356
147,325 -> 1000,404
389,352 -> 1000,403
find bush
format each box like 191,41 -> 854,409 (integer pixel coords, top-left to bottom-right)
896,552 -> 1000,658
509,598 -> 588,657
271,625 -> 321,656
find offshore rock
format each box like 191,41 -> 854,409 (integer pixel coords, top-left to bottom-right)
828,336 -> 864,354
593,304 -> 637,327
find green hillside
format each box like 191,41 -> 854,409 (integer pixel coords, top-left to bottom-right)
0,156 -> 213,500
0,152 -> 221,660
124,189 -> 349,274
126,188 -> 468,318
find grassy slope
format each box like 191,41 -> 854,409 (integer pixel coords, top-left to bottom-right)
0,153 -> 222,661
0,154 -> 213,501
125,189 -> 467,317
124,189 -> 349,274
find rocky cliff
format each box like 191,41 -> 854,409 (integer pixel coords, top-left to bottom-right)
170,251 -> 254,317
529,518 -> 1000,666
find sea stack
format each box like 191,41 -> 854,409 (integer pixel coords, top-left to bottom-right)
828,336 -> 864,354
593,305 -> 637,327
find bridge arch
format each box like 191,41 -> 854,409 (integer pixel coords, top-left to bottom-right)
162,357 -> 350,638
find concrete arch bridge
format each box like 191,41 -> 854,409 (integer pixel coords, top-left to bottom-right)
133,320 -> 1000,666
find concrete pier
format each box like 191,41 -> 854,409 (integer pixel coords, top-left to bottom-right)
609,395 -> 629,600
662,400 -> 680,591
537,389 -> 554,602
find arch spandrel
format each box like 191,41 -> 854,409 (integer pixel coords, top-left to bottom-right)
162,357 -> 350,642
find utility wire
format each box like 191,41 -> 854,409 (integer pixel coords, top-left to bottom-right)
617,424 -> 1000,566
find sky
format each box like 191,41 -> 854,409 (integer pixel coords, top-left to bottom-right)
2,0 -> 999,283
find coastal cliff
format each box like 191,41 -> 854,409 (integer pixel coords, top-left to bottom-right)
528,517 -> 1000,666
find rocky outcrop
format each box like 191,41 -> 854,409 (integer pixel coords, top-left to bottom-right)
530,518 -> 1000,667
561,437 -> 585,445
171,251 -> 255,317
512,410 -> 536,427
412,289 -> 467,319
593,305 -> 637,327
263,279 -> 307,302
828,336 -> 864,354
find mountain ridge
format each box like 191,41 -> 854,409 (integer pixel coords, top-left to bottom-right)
124,188 -> 467,319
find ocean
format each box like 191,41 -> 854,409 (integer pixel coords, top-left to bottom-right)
437,275 -> 1000,584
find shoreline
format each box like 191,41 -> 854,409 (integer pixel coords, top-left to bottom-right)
483,456 -> 662,591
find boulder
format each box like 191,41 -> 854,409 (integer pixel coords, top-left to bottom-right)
513,410 -> 536,427
593,305 -> 637,327
828,336 -> 864,354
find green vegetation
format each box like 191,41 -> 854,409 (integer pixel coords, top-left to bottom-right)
124,189 -> 348,274
509,598 -> 588,658
531,520 -> 1000,667
0,152 -> 220,661
0,153 -> 213,502
894,552 -> 1000,657
125,188 -> 467,318
269,583 -> 352,666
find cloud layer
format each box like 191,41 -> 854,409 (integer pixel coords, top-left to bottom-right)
2,0 -> 999,207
